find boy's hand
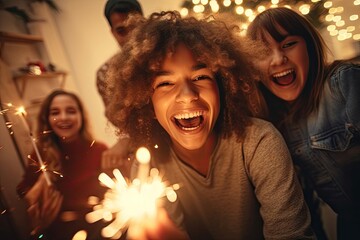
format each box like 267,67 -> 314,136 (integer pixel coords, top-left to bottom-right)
101,138 -> 132,178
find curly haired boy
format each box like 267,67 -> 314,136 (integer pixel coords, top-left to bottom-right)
106,11 -> 315,239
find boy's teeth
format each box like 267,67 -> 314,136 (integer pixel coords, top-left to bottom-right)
181,125 -> 200,131
174,111 -> 203,119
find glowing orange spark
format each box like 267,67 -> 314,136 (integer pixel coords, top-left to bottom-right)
0,109 -> 9,114
86,147 -> 179,239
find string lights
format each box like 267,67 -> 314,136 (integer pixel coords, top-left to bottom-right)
180,0 -> 360,41
324,0 -> 360,41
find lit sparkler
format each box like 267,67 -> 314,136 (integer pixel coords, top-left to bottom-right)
15,106 -> 52,185
0,108 -> 9,114
86,147 -> 179,239
1,103 -> 14,134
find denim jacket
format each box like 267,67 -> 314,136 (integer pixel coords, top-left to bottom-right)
282,63 -> 360,215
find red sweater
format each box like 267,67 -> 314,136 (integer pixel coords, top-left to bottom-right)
17,137 -> 108,239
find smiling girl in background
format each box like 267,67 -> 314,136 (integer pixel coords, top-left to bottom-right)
247,7 -> 360,240
17,90 -> 108,240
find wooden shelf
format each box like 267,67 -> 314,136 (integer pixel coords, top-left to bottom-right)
14,71 -> 66,80
0,31 -> 43,44
13,71 -> 67,98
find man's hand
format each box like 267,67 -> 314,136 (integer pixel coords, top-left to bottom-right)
101,137 -> 133,178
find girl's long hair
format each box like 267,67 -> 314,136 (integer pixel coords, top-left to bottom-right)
247,7 -> 329,125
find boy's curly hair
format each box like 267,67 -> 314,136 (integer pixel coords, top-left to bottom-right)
106,11 -> 263,149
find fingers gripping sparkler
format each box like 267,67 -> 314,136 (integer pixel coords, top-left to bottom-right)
86,147 -> 179,239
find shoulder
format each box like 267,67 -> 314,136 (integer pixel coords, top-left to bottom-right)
326,61 -> 360,100
328,62 -> 360,83
97,53 -> 120,74
241,118 -> 289,160
245,117 -> 282,139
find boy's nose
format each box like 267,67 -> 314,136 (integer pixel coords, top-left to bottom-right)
175,81 -> 199,103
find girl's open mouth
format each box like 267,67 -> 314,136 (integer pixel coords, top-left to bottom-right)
272,69 -> 296,86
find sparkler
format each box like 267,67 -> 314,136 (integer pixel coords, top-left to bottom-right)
15,106 -> 52,185
86,146 -> 179,239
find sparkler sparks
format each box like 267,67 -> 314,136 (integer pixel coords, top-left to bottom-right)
2,102 -> 68,179
1,102 -> 58,180
1,103 -> 14,134
27,155 -> 63,178
90,140 -> 96,148
86,147 -> 179,239
0,108 -> 9,114
15,106 -> 52,185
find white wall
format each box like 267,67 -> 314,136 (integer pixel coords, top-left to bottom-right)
52,0 -> 183,147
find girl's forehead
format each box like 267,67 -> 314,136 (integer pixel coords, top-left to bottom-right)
50,95 -> 78,108
259,23 -> 289,43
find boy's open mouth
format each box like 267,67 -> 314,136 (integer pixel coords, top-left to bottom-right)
272,69 -> 296,86
174,111 -> 204,131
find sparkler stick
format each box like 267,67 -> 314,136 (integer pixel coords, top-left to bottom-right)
135,146 -> 151,182
16,106 -> 52,186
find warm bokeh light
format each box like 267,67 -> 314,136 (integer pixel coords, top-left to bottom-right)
180,0 -> 360,42
136,147 -> 151,164
72,230 -> 87,240
324,1 -> 333,8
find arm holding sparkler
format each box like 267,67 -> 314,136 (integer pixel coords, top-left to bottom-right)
23,174 -> 63,235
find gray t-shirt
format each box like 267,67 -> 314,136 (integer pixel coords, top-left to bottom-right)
151,118 -> 315,239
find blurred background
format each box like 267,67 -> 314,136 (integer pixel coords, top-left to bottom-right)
0,0 -> 358,239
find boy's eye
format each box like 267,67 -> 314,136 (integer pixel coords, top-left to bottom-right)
116,27 -> 128,36
193,75 -> 213,81
154,81 -> 172,89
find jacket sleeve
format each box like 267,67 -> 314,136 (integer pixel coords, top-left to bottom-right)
334,64 -> 360,130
